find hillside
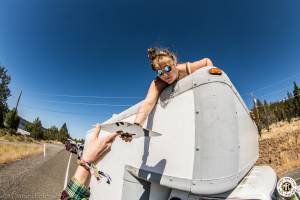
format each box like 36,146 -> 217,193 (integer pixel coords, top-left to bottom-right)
256,118 -> 300,176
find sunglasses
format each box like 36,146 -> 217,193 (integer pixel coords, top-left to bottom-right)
155,65 -> 172,77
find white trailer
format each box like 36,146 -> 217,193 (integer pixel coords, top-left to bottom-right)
86,66 -> 278,200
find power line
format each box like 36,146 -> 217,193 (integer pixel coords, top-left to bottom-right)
15,90 -> 22,112
252,93 -> 300,109
22,104 -> 112,117
20,91 -> 143,99
256,86 -> 292,98
242,71 -> 300,96
10,93 -> 138,107
40,100 -> 133,107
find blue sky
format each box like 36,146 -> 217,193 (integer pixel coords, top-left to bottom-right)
1,0 -> 300,139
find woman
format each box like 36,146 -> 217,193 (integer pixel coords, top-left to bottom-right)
134,47 -> 214,126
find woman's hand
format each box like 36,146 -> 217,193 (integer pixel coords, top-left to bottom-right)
119,132 -> 134,142
118,122 -> 141,142
82,124 -> 118,163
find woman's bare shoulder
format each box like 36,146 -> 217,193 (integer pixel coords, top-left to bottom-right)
176,63 -> 187,72
176,63 -> 189,80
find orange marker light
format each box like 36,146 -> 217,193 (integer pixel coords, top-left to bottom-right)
209,67 -> 222,75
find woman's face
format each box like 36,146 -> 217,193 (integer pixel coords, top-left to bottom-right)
154,58 -> 178,84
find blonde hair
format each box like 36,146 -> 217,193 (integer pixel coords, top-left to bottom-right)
147,47 -> 177,70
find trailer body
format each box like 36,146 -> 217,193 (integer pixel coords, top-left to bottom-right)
86,66 -> 276,199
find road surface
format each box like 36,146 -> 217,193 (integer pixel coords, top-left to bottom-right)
282,167 -> 300,185
0,143 -> 77,200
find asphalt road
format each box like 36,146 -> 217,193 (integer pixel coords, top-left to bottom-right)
0,143 -> 77,200
283,167 -> 300,185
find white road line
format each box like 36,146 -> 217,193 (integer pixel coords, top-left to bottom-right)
64,153 -> 72,189
44,144 -> 46,158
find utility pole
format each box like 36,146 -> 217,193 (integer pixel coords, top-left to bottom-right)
15,90 -> 22,112
251,92 -> 259,120
251,92 -> 261,136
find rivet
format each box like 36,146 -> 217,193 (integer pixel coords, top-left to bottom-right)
193,83 -> 197,86
196,147 -> 200,151
147,174 -> 151,180
169,178 -> 173,182
195,111 -> 199,114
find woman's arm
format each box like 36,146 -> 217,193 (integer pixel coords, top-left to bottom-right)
189,58 -> 213,73
176,58 -> 213,76
134,79 -> 167,126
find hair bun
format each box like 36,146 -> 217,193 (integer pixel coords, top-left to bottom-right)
147,48 -> 156,61
147,47 -> 177,69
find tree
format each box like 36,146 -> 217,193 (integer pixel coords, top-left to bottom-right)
58,123 -> 70,143
252,98 -> 263,135
25,123 -> 32,133
45,126 -> 59,140
293,81 -> 300,116
4,108 -> 20,131
79,138 -> 85,144
0,66 -> 11,127
29,118 -> 44,140
285,92 -> 295,122
251,81 -> 300,133
262,100 -> 271,131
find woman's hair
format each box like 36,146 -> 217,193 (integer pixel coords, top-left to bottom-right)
147,47 -> 177,70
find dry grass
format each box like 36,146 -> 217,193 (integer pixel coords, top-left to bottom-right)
0,143 -> 43,164
0,134 -> 37,143
258,117 -> 300,175
277,160 -> 300,176
260,118 -> 300,140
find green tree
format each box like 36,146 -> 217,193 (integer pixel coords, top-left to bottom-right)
45,126 -> 59,140
293,81 -> 300,116
252,98 -> 263,135
58,123 -> 69,143
263,100 -> 271,131
29,118 -> 44,140
251,82 -> 300,133
0,66 -> 11,127
25,123 -> 32,132
79,138 -> 85,144
285,92 -> 295,122
4,108 -> 20,130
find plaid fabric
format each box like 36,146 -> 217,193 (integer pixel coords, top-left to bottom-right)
61,177 -> 90,200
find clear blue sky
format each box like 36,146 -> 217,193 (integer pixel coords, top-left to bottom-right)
1,0 -> 300,139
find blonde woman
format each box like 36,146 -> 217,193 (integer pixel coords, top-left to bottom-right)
134,47 -> 214,127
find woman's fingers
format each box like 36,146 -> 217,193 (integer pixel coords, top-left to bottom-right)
117,132 -> 134,142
